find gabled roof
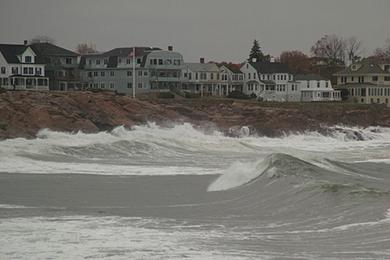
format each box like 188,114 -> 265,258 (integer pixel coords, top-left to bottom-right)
102,47 -> 161,57
249,61 -> 290,74
185,63 -> 219,72
335,59 -> 388,75
218,63 -> 243,74
0,44 -> 28,63
30,42 -> 78,57
295,74 -> 327,81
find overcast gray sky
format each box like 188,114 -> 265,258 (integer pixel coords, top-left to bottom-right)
1,0 -> 389,62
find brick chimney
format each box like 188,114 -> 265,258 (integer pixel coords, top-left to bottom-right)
168,45 -> 173,51
200,58 -> 205,64
24,40 -> 28,46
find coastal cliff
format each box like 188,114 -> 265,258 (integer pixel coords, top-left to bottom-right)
1,91 -> 390,139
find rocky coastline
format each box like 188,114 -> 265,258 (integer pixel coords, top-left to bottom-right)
1,91 -> 390,140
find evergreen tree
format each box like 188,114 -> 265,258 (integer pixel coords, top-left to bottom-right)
248,39 -> 269,62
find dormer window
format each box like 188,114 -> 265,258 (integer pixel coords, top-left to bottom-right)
25,56 -> 32,63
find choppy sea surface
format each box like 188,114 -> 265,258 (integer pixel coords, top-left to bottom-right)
1,123 -> 390,259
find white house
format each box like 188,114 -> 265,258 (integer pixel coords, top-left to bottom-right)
218,63 -> 244,95
240,60 -> 300,101
181,59 -> 221,96
0,42 -> 49,90
295,74 -> 341,102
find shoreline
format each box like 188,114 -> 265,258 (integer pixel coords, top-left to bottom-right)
1,90 -> 390,140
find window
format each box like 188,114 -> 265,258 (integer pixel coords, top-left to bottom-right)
23,67 -> 28,74
127,82 -> 132,88
248,73 -> 251,80
372,76 -> 378,82
138,70 -> 143,76
195,73 -> 198,80
384,65 -> 390,71
28,68 -> 33,74
317,81 -> 320,88
165,59 -> 172,65
101,71 -> 105,77
253,73 -> 256,79
200,73 -> 207,80
110,71 -> 115,77
127,59 -> 132,64
385,76 -> 390,81
88,59 -> 92,65
127,71 -> 132,77
138,82 -> 143,88
25,56 -> 32,63
110,83 -> 114,89
100,83 -> 105,89
351,77 -> 354,82
35,68 -> 42,75
0,67 -> 5,74
211,73 -> 214,80
96,59 -> 101,65
118,58 -> 122,64
104,59 -> 108,65
65,58 -> 72,65
326,81 -> 329,88
188,73 -> 192,80
137,58 -> 142,64
93,71 -> 98,77
158,59 -> 163,65
144,71 -> 148,77
174,60 -> 181,65
12,67 -> 18,74
88,72 -> 92,78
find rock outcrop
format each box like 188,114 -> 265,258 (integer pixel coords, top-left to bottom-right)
1,91 -> 390,139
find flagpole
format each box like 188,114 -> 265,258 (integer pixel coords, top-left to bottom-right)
132,46 -> 136,99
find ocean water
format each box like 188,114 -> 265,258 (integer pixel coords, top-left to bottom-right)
0,123 -> 390,259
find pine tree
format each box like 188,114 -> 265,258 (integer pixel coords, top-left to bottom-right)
248,39 -> 268,62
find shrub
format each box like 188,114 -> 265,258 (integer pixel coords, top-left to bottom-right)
227,91 -> 250,100
184,92 -> 201,99
158,92 -> 175,99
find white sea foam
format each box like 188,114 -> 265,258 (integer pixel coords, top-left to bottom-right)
0,123 -> 389,175
0,216 -> 255,260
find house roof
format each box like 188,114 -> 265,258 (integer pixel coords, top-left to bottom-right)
261,80 -> 276,85
0,44 -> 28,63
249,61 -> 290,74
218,63 -> 243,74
30,43 -> 79,57
185,63 -> 219,72
102,47 -> 161,57
295,74 -> 327,81
335,59 -> 388,75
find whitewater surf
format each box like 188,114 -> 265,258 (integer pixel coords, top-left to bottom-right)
1,123 -> 390,259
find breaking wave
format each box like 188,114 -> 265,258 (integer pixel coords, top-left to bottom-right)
0,123 -> 390,175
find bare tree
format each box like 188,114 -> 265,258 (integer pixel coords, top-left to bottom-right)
311,35 -> 346,65
346,37 -> 363,63
373,38 -> 390,60
29,35 -> 55,44
76,43 -> 98,55
279,50 -> 313,75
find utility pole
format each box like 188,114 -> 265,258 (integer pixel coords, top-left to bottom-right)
132,46 -> 136,99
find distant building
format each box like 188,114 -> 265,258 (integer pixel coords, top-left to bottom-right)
80,46 -> 183,95
295,74 -> 341,102
334,59 -> 390,106
241,60 -> 300,102
30,42 -> 84,91
218,63 -> 244,95
181,59 -> 221,96
0,42 -> 49,90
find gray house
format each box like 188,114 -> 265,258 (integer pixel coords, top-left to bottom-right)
30,43 -> 84,91
80,46 -> 184,95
